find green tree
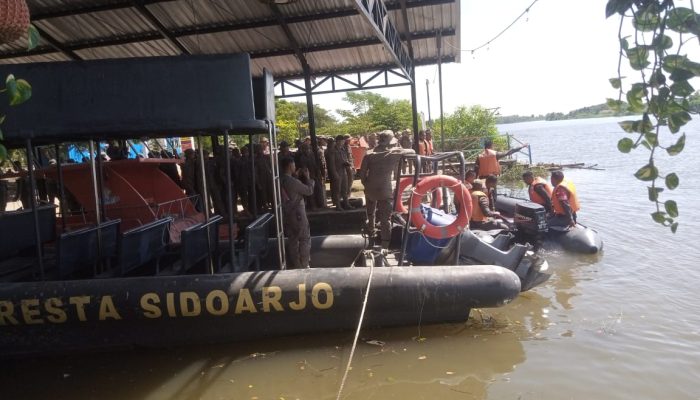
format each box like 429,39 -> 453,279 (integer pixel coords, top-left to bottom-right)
442,105 -> 499,152
275,99 -> 338,144
336,91 -> 413,135
606,0 -> 699,232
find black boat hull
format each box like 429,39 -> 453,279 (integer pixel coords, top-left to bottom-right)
0,265 -> 520,357
495,195 -> 603,254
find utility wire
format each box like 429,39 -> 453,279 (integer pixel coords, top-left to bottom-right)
446,0 -> 540,54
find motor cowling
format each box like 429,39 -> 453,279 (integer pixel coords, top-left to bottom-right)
514,201 -> 548,236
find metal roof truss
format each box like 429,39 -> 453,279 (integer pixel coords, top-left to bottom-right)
275,67 -> 411,98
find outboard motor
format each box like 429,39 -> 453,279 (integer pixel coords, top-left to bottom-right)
513,201 -> 548,236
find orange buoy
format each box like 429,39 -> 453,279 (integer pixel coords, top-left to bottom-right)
409,175 -> 471,239
394,176 -> 443,213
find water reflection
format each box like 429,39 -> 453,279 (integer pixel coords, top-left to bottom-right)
2,321 -> 529,400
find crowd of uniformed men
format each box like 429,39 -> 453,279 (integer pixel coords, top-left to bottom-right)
1,129 -> 579,270
108,132 -> 578,269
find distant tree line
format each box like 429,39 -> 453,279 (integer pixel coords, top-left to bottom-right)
496,100 -> 644,124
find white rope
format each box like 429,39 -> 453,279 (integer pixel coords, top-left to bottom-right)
336,251 -> 376,400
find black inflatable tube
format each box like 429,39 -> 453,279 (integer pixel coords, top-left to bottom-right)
0,265 -> 520,357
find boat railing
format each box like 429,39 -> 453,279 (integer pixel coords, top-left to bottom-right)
153,195 -> 200,220
394,151 -> 467,266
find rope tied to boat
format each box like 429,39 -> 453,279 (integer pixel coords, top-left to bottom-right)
335,249 -> 376,400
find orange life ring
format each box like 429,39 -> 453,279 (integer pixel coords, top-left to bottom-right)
394,177 -> 443,213
409,175 -> 472,239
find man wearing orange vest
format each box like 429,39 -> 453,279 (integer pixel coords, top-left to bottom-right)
475,138 -> 528,179
522,171 -> 553,214
548,170 -> 580,228
469,180 -> 509,231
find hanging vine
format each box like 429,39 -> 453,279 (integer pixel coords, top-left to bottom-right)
0,24 -> 38,162
606,0 -> 699,232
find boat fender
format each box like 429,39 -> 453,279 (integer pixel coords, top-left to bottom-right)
409,175 -> 471,239
394,176 -> 443,213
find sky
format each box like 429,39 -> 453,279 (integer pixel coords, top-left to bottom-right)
296,0 -> 662,119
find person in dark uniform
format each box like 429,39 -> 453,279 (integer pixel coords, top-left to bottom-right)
333,135 -> 351,210
280,158 -> 314,269
295,142 -> 323,210
359,130 -> 415,248
343,134 -> 355,199
181,148 -> 198,196
325,137 -> 340,209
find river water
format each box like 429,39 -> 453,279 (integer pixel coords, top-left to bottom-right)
3,117 -> 700,399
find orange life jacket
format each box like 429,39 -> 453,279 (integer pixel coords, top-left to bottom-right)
551,179 -> 580,215
528,177 -> 553,206
470,190 -> 488,222
477,149 -> 500,176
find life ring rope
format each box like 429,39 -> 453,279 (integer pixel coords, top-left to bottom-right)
408,174 -> 472,240
394,176 -> 442,213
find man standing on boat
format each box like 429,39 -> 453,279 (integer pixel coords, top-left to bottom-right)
280,158 -> 314,269
359,130 -> 415,248
548,170 -> 579,228
522,171 -> 553,215
475,139 -> 528,179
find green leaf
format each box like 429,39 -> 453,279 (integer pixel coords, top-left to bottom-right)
618,120 -> 637,133
665,200 -> 679,217
648,186 -> 663,201
670,68 -> 695,82
671,222 -> 679,233
0,126 -> 3,140
651,211 -> 666,223
0,144 -> 6,162
668,112 -> 691,133
606,0 -> 634,18
609,77 -> 622,89
649,70 -> 666,87
640,140 -> 652,150
635,163 -> 658,181
626,47 -> 650,70
6,75 -> 32,106
666,7 -> 696,33
665,173 -> 679,190
663,54 -> 688,71
644,132 -> 658,146
666,133 -> 685,156
670,80 -> 694,97
633,7 -> 660,31
652,34 -> 673,50
620,36 -> 630,51
27,24 -> 40,51
10,79 -> 31,106
618,137 -> 634,153
607,98 -> 626,112
0,114 -> 5,125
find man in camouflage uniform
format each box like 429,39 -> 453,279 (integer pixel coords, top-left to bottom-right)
359,130 -> 415,248
280,158 -> 314,269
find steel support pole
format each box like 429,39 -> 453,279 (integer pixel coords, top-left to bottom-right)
196,136 -> 210,222
410,68 -> 420,152
25,139 -> 44,280
95,141 -> 106,222
437,33 -> 445,152
425,78 -> 432,128
224,131 -> 236,271
249,133 -> 257,217
303,65 -> 318,153
54,144 -> 67,232
88,140 -> 103,275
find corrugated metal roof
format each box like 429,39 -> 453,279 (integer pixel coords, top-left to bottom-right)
1,0 -> 460,80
